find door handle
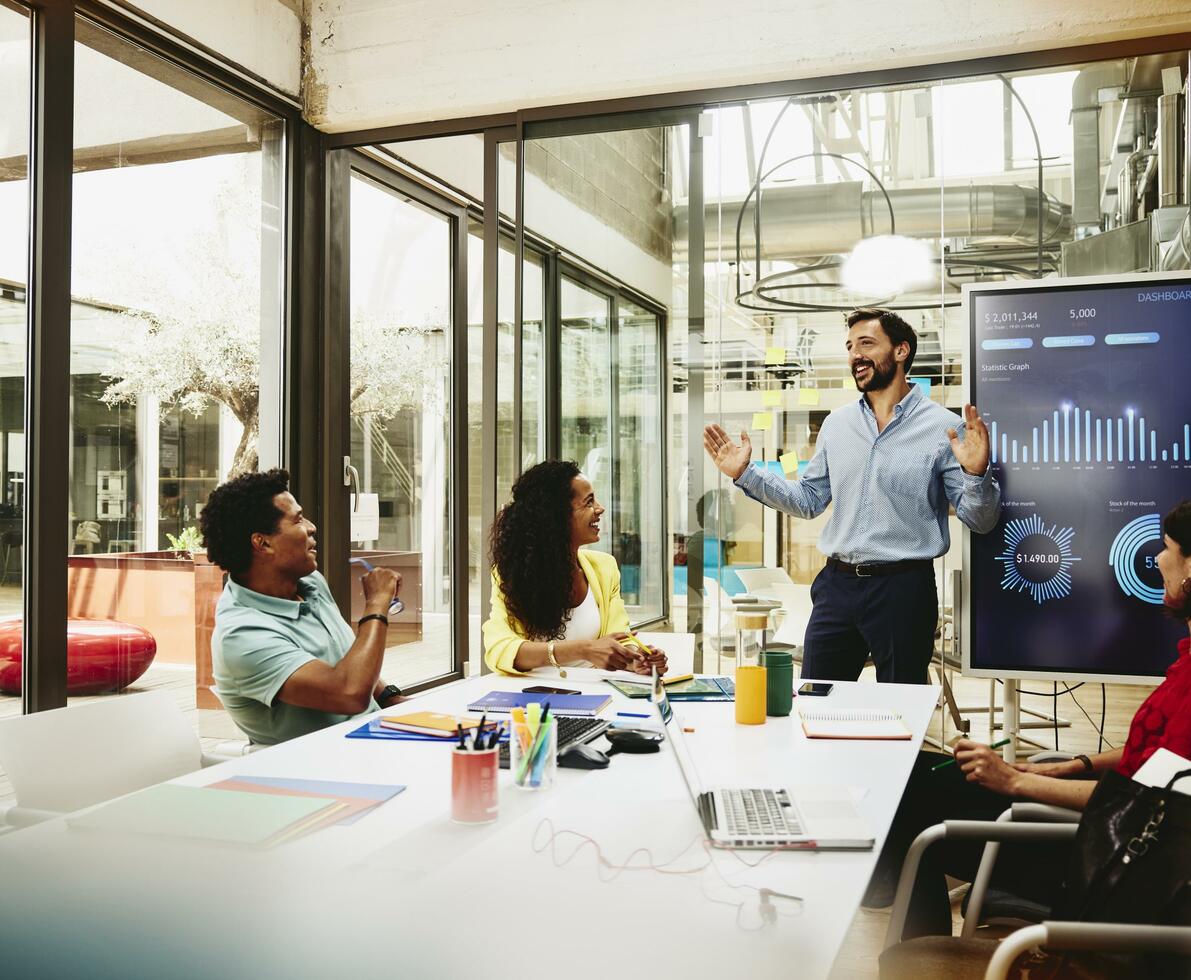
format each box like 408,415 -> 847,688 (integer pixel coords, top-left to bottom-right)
343,456 -> 361,512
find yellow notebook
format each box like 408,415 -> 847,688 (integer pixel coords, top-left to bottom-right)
378,711 -> 493,737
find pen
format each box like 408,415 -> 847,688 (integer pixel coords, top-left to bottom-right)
932,738 -> 1012,771
473,714 -> 487,750
617,711 -> 650,718
456,724 -> 466,750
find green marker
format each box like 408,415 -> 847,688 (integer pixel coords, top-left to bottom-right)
932,737 -> 1012,771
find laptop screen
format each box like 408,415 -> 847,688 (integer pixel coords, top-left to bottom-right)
652,666 -> 707,805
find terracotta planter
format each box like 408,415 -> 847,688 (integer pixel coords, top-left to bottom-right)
65,550 -> 224,707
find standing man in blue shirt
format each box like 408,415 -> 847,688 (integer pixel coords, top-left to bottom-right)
203,468 -> 405,745
703,309 -> 1000,684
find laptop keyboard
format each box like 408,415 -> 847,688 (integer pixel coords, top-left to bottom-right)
498,716 -> 609,769
720,788 -> 803,837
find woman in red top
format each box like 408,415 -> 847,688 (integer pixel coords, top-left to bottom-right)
870,499 -> 1191,937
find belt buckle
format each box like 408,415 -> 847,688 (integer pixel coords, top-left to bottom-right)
854,563 -> 872,578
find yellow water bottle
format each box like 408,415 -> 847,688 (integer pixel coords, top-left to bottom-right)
734,610 -> 769,725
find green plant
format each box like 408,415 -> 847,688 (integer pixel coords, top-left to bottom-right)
166,526 -> 204,554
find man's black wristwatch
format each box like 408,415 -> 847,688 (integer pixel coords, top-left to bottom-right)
378,683 -> 403,706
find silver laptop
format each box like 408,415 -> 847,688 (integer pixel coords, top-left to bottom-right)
652,671 -> 874,851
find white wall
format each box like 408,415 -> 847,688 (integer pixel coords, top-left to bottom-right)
306,0 -> 1191,132
130,0 -> 302,97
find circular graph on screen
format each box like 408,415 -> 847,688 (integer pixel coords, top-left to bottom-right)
1108,513 -> 1165,605
994,514 -> 1080,604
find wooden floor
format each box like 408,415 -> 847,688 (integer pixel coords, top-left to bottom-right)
0,616 -> 1158,977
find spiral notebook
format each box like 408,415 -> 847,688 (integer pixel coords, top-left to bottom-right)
798,707 -> 911,740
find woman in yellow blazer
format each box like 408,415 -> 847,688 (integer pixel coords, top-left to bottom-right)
483,460 -> 668,676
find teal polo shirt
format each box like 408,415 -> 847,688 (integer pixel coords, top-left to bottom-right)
211,571 -> 377,745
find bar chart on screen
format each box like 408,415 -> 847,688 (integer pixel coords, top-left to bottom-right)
989,403 -> 1191,467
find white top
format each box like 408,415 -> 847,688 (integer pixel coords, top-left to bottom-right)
557,586 -> 600,666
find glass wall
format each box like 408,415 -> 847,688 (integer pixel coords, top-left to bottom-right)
559,275 -> 613,535
348,169 -> 455,689
0,0 -> 29,798
503,48 -> 1189,684
66,18 -> 285,739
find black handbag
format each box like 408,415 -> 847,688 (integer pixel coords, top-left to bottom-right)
1053,766 -> 1191,926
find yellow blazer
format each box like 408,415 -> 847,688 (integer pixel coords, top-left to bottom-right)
483,548 -> 631,675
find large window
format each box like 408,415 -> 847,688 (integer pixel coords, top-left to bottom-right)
348,169 -> 456,689
66,18 -> 285,739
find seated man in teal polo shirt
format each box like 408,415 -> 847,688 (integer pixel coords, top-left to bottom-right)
202,468 -> 404,745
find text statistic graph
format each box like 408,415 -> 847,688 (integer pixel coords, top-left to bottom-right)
968,274 -> 1190,683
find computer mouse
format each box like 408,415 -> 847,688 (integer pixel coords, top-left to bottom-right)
558,743 -> 610,769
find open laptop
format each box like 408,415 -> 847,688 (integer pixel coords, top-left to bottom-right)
652,671 -> 874,850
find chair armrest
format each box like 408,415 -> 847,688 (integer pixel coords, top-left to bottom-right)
985,922 -> 1191,980
962,804 -> 1083,937
885,820 -> 1079,949
1010,802 -> 1082,823
201,741 -> 266,766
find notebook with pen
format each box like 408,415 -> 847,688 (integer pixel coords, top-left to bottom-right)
466,690 -> 611,717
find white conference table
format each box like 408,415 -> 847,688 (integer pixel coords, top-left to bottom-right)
0,671 -> 939,980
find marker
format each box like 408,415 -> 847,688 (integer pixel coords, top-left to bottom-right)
617,711 -> 650,718
682,726 -> 696,734
932,738 -> 1012,771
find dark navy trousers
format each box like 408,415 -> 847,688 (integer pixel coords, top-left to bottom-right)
800,562 -> 938,684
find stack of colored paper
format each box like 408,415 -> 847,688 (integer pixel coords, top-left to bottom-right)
69,779 -> 406,848
206,776 -> 407,831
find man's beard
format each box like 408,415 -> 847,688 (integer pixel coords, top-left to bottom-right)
853,354 -> 898,392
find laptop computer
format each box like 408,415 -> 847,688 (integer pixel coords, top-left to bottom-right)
651,671 -> 874,851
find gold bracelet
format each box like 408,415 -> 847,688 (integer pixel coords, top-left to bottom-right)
546,640 -> 567,679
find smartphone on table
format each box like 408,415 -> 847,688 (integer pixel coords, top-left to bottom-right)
798,682 -> 834,697
522,685 -> 581,696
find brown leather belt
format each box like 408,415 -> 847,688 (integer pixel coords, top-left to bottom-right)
827,557 -> 933,578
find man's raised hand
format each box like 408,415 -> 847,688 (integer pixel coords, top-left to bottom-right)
703,423 -> 752,481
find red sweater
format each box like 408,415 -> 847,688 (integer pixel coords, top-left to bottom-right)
1117,637 -> 1191,778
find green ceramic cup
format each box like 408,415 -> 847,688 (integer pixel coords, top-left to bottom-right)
760,649 -> 794,717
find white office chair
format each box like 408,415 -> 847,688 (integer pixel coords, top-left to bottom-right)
701,576 -> 738,662
735,566 -> 797,595
0,691 -> 235,829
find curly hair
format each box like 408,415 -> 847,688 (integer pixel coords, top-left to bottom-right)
200,468 -> 292,578
490,460 -> 582,640
1164,499 -> 1191,620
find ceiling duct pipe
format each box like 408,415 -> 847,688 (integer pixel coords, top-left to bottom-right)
1070,65 -> 1127,234
672,181 -> 1069,260
1158,91 -> 1182,207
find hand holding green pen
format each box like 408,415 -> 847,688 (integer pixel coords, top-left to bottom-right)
932,737 -> 1012,770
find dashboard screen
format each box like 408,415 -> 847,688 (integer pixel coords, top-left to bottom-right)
968,275 -> 1191,681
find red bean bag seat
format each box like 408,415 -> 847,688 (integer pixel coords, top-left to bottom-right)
0,618 -> 158,695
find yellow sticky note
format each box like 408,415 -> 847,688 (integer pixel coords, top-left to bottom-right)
779,451 -> 800,476
765,347 -> 786,366
798,387 -> 821,406
761,390 -> 782,407
843,374 -> 858,390
751,412 -> 772,431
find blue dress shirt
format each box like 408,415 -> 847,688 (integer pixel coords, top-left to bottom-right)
734,384 -> 1001,564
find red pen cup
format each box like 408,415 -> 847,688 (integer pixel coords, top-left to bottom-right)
450,746 -> 499,824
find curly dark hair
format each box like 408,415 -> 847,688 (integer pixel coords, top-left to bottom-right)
490,460 -> 582,640
1163,499 -> 1191,620
200,468 -> 292,578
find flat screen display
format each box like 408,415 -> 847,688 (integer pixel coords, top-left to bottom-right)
966,274 -> 1191,682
